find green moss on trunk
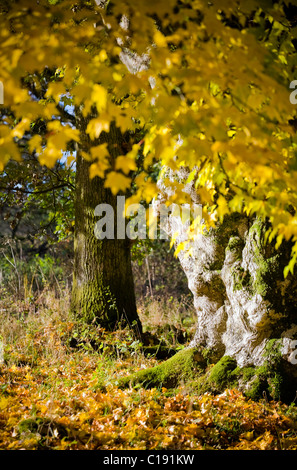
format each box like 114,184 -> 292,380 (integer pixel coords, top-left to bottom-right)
71,275 -> 119,326
193,356 -> 237,395
71,119 -> 141,332
116,348 -> 206,389
207,356 -> 237,386
114,347 -> 297,403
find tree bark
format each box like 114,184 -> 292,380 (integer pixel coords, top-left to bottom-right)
71,122 -> 142,333
149,168 -> 297,401
183,215 -> 297,366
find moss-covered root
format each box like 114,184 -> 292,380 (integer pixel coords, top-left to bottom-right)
116,348 -> 206,389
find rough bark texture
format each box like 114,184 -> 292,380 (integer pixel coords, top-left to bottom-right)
71,122 -> 141,332
169,211 -> 297,369
149,170 -> 297,401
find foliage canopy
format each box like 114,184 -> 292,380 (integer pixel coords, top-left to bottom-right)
1,0 -> 297,272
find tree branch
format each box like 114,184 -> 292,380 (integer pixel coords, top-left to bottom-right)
55,102 -> 76,125
0,183 -> 74,194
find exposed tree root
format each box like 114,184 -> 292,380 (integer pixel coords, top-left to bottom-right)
115,347 -> 297,403
116,347 -> 206,389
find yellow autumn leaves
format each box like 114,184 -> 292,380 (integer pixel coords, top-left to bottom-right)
1,0 -> 297,271
1,341 -> 297,450
87,143 -> 139,194
0,0 -> 143,191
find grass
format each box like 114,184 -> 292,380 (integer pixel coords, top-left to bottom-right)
1,287 -> 297,450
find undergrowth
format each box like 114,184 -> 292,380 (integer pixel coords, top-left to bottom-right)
1,287 -> 297,450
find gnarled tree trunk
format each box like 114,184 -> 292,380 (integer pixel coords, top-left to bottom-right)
172,214 -> 297,369
138,170 -> 297,402
156,169 -> 297,366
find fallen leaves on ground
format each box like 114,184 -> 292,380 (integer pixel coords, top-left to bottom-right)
1,354 -> 297,450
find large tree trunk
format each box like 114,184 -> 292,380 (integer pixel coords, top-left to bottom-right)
71,123 -> 141,333
130,169 -> 297,402
156,169 -> 297,368
176,215 -> 297,367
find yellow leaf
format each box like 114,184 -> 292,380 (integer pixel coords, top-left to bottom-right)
39,404 -> 48,414
66,154 -> 76,167
46,131 -> 78,154
113,106 -> 136,133
73,82 -> 93,106
11,118 -> 30,138
0,397 -> 9,410
63,125 -> 80,142
89,158 -> 110,179
241,431 -> 254,441
174,241 -> 188,257
104,171 -> 131,195
90,143 -> 109,160
79,412 -> 89,424
113,72 -> 122,82
11,49 -> 23,68
98,49 -> 108,62
29,134 -> 42,154
0,141 -> 20,170
39,145 -> 62,168
89,144 -> 110,178
196,187 -> 214,205
86,116 -> 110,140
216,195 -> 229,221
41,103 -> 59,120
154,30 -> 167,48
46,82 -> 66,102
14,101 -> 43,120
115,155 -> 137,175
141,181 -> 157,203
81,150 -> 92,161
91,84 -> 107,112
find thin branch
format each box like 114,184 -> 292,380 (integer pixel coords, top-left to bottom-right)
45,165 -> 75,190
0,183 -> 74,194
56,102 -> 76,125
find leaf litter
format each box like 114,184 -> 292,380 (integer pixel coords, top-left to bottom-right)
1,323 -> 297,450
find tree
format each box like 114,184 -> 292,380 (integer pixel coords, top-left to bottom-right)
0,0 -> 144,331
0,145 -> 75,242
0,140 -> 75,297
1,0 -> 297,398
1,0 -> 297,257
71,119 -> 141,330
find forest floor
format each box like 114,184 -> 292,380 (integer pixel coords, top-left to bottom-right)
1,289 -> 297,451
